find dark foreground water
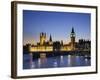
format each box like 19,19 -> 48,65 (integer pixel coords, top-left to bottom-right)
23,53 -> 91,69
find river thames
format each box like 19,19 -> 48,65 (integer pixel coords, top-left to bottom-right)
23,52 -> 91,69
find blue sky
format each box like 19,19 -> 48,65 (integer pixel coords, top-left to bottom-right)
23,10 -> 91,45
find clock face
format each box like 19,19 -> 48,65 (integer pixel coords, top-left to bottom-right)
71,33 -> 75,37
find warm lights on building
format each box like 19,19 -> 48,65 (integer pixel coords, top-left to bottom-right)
29,28 -> 76,52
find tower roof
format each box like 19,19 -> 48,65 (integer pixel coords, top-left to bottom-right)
49,34 -> 52,42
71,27 -> 75,33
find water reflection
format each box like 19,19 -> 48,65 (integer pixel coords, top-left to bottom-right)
23,53 -> 91,69
60,55 -> 64,64
53,58 -> 58,67
67,55 -> 72,66
29,53 -> 35,69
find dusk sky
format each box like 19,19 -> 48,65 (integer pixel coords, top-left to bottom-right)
23,10 -> 91,45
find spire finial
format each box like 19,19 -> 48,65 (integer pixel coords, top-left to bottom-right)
71,27 -> 74,33
49,34 -> 52,42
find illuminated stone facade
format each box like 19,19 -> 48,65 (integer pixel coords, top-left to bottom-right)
29,28 -> 76,52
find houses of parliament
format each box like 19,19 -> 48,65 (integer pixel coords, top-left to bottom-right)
26,28 -> 90,52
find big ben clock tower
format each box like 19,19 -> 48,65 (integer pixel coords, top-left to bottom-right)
70,27 -> 75,50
